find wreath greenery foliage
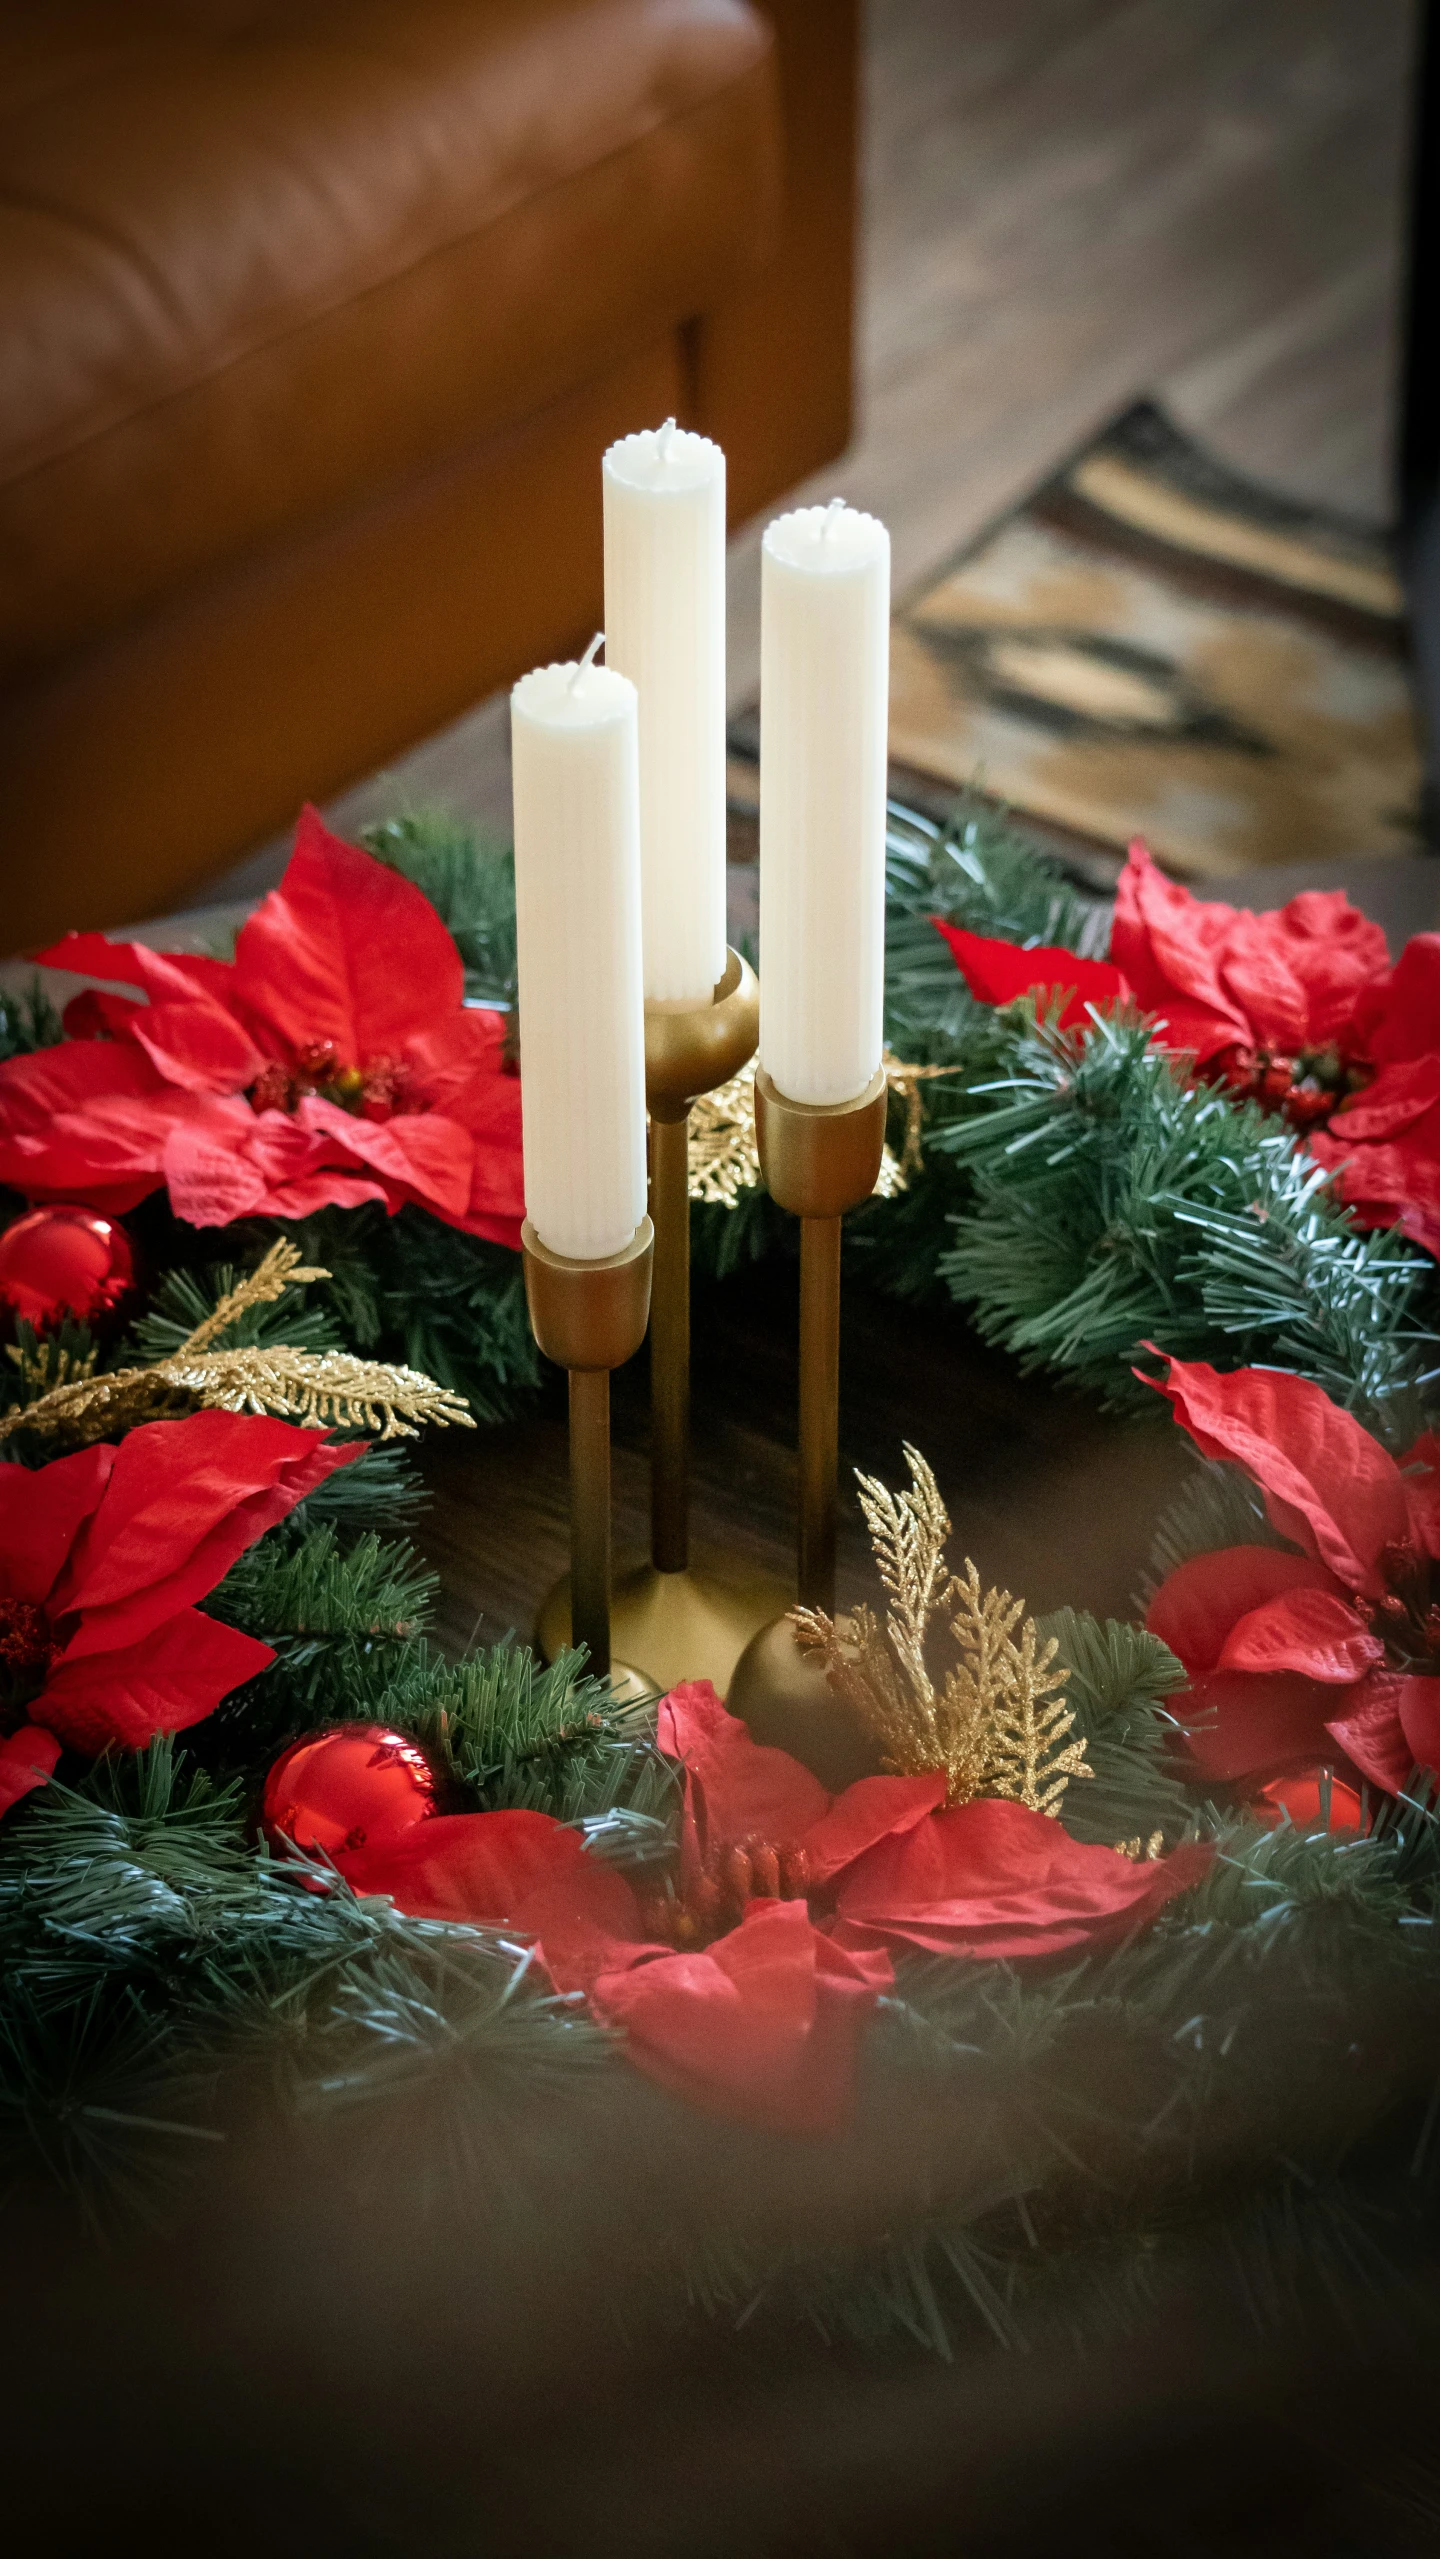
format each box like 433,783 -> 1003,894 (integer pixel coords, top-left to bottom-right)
3,797 -> 1439,2351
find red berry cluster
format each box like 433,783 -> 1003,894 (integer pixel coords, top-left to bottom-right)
1352,1538 -> 1440,1670
0,1596 -> 61,1705
1214,1041 -> 1371,1134
248,1040 -> 418,1123
640,1835 -> 813,1948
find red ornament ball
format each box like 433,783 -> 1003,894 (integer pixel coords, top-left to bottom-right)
1254,1769 -> 1365,1836
0,1204 -> 135,1331
261,1723 -> 445,1861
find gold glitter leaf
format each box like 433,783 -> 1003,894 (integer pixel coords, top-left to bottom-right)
0,1240 -> 472,1447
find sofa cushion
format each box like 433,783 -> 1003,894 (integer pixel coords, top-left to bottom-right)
0,0 -> 779,683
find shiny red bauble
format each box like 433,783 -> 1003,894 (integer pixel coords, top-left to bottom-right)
0,1204 -> 135,1331
261,1723 -> 445,1860
1254,1769 -> 1364,1836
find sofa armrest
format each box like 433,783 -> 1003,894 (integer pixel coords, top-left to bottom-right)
686,0 -> 859,525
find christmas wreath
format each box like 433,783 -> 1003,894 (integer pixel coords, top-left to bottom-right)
2,796 -> 1439,2351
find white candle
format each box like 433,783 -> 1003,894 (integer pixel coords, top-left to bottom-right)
511,643 -> 648,1261
758,499 -> 890,1105
602,419 -> 727,1003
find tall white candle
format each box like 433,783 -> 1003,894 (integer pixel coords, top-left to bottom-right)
511,644 -> 648,1261
758,500 -> 890,1106
602,419 -> 727,1003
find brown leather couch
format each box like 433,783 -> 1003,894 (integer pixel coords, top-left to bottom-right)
0,0 -> 856,953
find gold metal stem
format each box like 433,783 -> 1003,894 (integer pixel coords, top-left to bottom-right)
648,1106 -> 691,1573
798,1213 -> 841,1611
568,1367 -> 613,1678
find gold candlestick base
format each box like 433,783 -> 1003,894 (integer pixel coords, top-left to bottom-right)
523,1215 -> 653,1686
725,1064 -> 888,1753
537,1557 -> 793,1697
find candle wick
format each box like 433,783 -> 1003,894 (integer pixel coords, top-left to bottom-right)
822,497 -> 847,538
570,632 -> 604,692
652,415 -> 678,477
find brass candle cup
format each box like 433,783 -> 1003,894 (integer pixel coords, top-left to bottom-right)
725,1065 -> 888,1773
524,1215 -> 653,1691
539,948 -> 788,1694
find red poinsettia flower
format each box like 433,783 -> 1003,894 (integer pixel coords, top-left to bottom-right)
1110,842 -> 1389,1091
1143,1353 -> 1440,1795
938,843 -> 1392,1139
1305,934 -> 1440,1258
0,809 -> 525,1246
338,1799 -> 894,2136
338,1683 -> 1212,2127
0,1410 -> 357,1820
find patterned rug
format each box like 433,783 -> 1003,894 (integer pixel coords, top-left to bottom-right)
885,402 -> 1424,880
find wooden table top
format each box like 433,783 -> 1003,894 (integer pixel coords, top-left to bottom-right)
413,1255 -> 1192,1665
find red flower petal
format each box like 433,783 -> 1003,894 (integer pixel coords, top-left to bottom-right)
1217,1586 -> 1384,1684
1311,1113 -> 1440,1257
53,1411 -> 360,1655
800,1769 -> 948,1888
233,807 -> 465,1066
1146,1545 -> 1336,1675
1399,1430 -> 1440,1561
830,1796 -> 1212,1962
0,1724 -> 61,1821
1145,1354 -> 1406,1593
338,1805 -> 645,1988
1398,1676 -> 1440,1778
34,1606 -> 273,1754
1220,893 -> 1388,1053
1360,934 -> 1440,1065
1323,1673 -> 1436,1795
1110,843 -> 1250,1058
0,1440 -> 114,1608
34,932 -> 236,1012
0,1040 -> 175,1213
128,1001 -> 266,1096
1181,1667 -> 1344,1784
1330,1058 -> 1440,1146
590,1899 -> 891,2133
300,1098 -> 474,1224
932,920 -> 1130,1030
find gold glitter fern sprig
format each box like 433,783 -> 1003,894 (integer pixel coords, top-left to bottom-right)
0,1240 -> 473,1446
794,1443 -> 1093,1815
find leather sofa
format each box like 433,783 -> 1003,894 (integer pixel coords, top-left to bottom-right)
0,0 -> 856,953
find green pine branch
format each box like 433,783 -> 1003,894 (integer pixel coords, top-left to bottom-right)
932,1010 -> 1433,1440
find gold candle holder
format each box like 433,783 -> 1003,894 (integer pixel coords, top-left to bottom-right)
725,1065 -> 888,1786
524,1216 -> 653,1687
537,949 -> 789,1692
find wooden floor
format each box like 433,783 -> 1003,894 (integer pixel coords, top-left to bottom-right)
213,0 -> 1415,887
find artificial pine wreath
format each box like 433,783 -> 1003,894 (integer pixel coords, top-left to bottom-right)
2,794 -> 1440,2349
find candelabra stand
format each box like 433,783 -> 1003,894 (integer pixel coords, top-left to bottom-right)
523,1216 -> 653,1689
536,950 -> 789,1691
725,1064 -> 888,1787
